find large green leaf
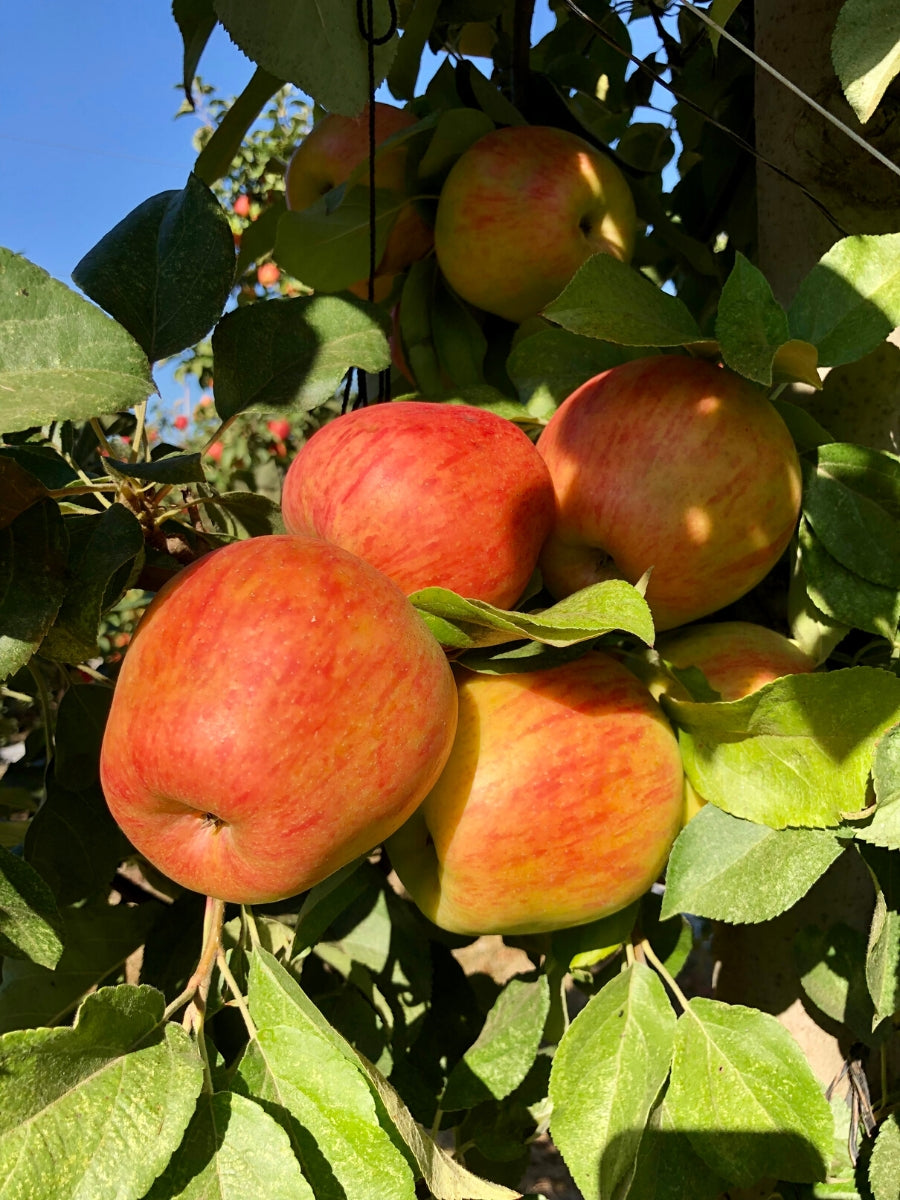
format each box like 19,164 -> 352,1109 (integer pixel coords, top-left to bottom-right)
0,845 -> 63,969
665,668 -> 900,828
275,187 -> 397,292
853,724 -> 900,849
661,806 -> 845,923
549,963 -> 676,1200
0,900 -> 160,1034
0,498 -> 68,680
798,516 -> 900,640
146,1090 -> 314,1200
211,294 -> 390,419
0,249 -> 153,432
544,255 -> 703,347
410,579 -> 654,651
506,328 -> 637,415
72,174 -> 235,364
442,975 -> 550,1110
40,503 -> 145,664
714,252 -> 791,385
172,0 -> 217,102
668,999 -> 833,1185
788,234 -> 900,367
0,985 -> 203,1200
624,1088 -> 726,1200
213,0 -> 398,116
802,443 -> 900,589
858,844 -> 900,1028
794,921 -> 876,1039
832,0 -> 900,122
869,1113 -> 900,1200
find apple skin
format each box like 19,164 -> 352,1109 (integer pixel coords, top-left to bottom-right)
433,125 -> 637,324
387,652 -> 685,936
284,102 -> 432,301
280,401 -> 556,609
100,534 -> 458,905
653,620 -> 817,821
536,356 -> 803,632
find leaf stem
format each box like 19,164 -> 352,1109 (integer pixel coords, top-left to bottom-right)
216,946 -> 258,1041
639,937 -> 691,1012
163,894 -> 227,1023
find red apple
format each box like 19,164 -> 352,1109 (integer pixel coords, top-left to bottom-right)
433,125 -> 637,324
257,261 -> 281,287
173,415 -> 189,431
207,441 -> 223,463
233,193 -> 251,218
100,534 -> 458,904
537,356 -> 803,632
387,652 -> 685,935
267,418 -> 292,441
280,400 -> 556,609
652,620 -> 816,821
284,102 -> 432,302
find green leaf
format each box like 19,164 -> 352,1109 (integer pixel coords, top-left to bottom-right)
0,498 -> 68,681
41,504 -> 145,664
25,778 -> 130,906
802,443 -> 900,588
715,252 -> 791,385
549,962 -> 676,1200
832,0 -> 900,122
798,517 -> 900,640
0,985 -> 203,1200
291,858 -> 374,955
72,174 -> 235,364
624,1088 -> 727,1200
544,256 -> 703,347
356,1054 -> 520,1200
708,0 -> 744,53
172,0 -> 217,103
859,844 -> 900,1027
805,339 -> 900,453
275,187 -> 398,292
794,922 -> 876,1038
206,491 -> 284,538
0,455 -> 49,528
105,452 -> 206,485
506,328 -> 637,416
387,0 -> 442,100
416,107 -> 495,183
614,122 -> 675,173
0,899 -> 160,1033
0,248 -> 153,432
442,976 -> 550,1110
850,728 -> 900,851
788,234 -> 900,367
869,1113 -> 900,1200
194,67 -> 285,187
211,294 -> 390,420
410,579 -> 654,651
665,668 -> 900,828
236,1027 -> 417,1199
146,1090 -> 314,1200
550,902 -> 640,971
0,846 -> 63,968
668,999 -> 833,1185
661,806 -> 845,923
213,0 -> 398,117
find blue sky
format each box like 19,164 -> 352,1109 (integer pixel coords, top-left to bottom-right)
1,3 -> 668,415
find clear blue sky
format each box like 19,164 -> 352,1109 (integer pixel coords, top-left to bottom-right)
1,3 -> 668,415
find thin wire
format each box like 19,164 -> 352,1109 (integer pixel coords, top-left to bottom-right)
679,0 -> 900,181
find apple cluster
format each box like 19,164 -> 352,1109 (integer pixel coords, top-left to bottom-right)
99,103 -> 807,938
100,344 -> 804,938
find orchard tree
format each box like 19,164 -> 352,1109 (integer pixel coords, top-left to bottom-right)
2,2 -> 900,1199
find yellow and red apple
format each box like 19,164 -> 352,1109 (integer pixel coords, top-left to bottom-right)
280,400 -> 556,609
284,102 -> 432,301
100,534 -> 458,904
387,652 -> 685,936
433,124 -> 637,324
537,356 -> 803,632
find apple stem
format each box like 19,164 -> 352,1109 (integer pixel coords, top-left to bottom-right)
162,894 -> 227,1025
639,937 -> 691,1012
